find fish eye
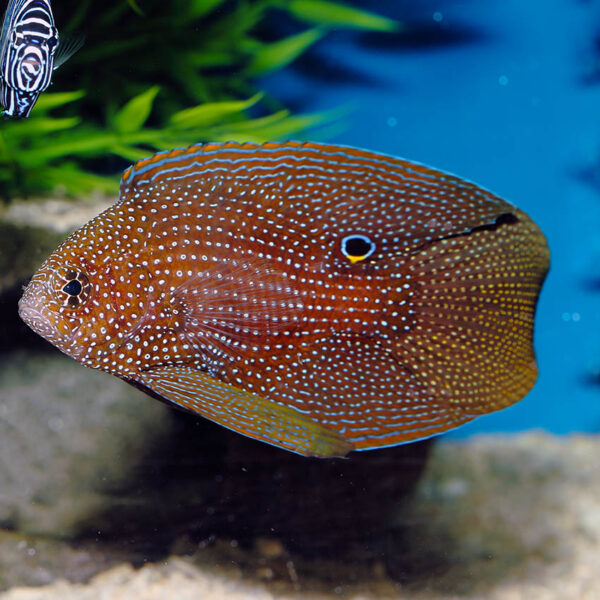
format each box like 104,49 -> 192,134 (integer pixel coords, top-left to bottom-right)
63,279 -> 82,296
55,268 -> 91,308
341,234 -> 376,263
47,29 -> 58,51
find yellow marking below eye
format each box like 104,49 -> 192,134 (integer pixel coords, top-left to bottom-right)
347,254 -> 369,264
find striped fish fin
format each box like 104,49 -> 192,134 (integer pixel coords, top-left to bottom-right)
0,0 -> 17,45
137,365 -> 354,458
120,141 -> 513,252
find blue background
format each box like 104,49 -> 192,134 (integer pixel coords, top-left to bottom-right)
266,0 -> 600,436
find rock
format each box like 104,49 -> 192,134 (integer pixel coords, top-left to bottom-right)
0,197 -> 115,294
0,350 -> 173,538
388,433 -> 600,598
0,530 -> 132,591
194,431 -> 431,556
1,433 -> 599,599
0,221 -> 63,295
2,197 -> 115,235
0,560 -> 286,600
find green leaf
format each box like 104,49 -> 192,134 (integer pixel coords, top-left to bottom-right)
169,92 -> 264,129
41,164 -> 119,195
15,132 -> 117,166
113,86 -> 160,134
109,144 -> 157,162
83,37 -> 149,61
32,90 -> 85,113
187,50 -> 238,68
212,110 -> 331,142
3,117 -> 81,139
284,0 -> 399,31
218,109 -> 291,132
169,58 -> 210,100
188,0 -> 227,19
126,0 -> 144,16
247,28 -> 324,76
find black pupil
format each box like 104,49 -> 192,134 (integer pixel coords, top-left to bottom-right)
345,236 -> 372,257
63,279 -> 82,296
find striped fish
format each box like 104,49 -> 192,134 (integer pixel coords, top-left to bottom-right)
0,0 -> 81,118
18,142 -> 550,457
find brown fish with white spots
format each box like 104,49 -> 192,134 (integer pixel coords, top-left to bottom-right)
18,142 -> 550,457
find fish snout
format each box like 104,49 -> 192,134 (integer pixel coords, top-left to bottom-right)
18,279 -> 62,343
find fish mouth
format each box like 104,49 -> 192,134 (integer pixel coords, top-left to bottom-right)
18,280 -> 87,360
18,278 -> 65,343
18,298 -> 61,343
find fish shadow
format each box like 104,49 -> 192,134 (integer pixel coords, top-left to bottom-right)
80,418 -> 574,595
85,411 -> 432,558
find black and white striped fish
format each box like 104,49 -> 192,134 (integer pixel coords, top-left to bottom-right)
0,0 -> 81,118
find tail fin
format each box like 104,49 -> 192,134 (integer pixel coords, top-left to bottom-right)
391,208 -> 549,417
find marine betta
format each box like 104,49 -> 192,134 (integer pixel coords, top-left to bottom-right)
0,0 -> 82,117
19,142 -> 550,457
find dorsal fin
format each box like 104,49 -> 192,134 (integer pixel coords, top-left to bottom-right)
120,141 -> 514,255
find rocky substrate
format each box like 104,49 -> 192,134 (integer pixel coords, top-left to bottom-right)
0,197 -> 115,295
0,432 -> 598,599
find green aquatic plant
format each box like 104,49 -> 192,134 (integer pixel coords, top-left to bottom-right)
0,0 -> 398,199
0,88 -> 338,198
59,0 -> 398,109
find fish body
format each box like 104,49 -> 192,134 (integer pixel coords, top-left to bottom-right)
0,0 -> 80,117
18,142 -> 550,457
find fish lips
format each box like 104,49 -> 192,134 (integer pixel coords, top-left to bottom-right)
18,278 -> 83,359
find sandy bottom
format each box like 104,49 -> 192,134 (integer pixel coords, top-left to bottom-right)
0,433 -> 598,600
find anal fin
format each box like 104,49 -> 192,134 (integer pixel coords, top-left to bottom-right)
137,365 -> 354,458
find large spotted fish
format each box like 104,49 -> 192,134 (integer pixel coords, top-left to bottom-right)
18,142 -> 550,457
0,0 -> 82,118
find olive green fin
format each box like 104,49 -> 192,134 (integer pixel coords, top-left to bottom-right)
138,365 -> 354,458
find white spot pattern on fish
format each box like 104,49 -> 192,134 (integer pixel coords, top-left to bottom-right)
18,142 -> 550,457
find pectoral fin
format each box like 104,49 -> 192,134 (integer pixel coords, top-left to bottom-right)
137,364 -> 354,458
54,34 -> 85,69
